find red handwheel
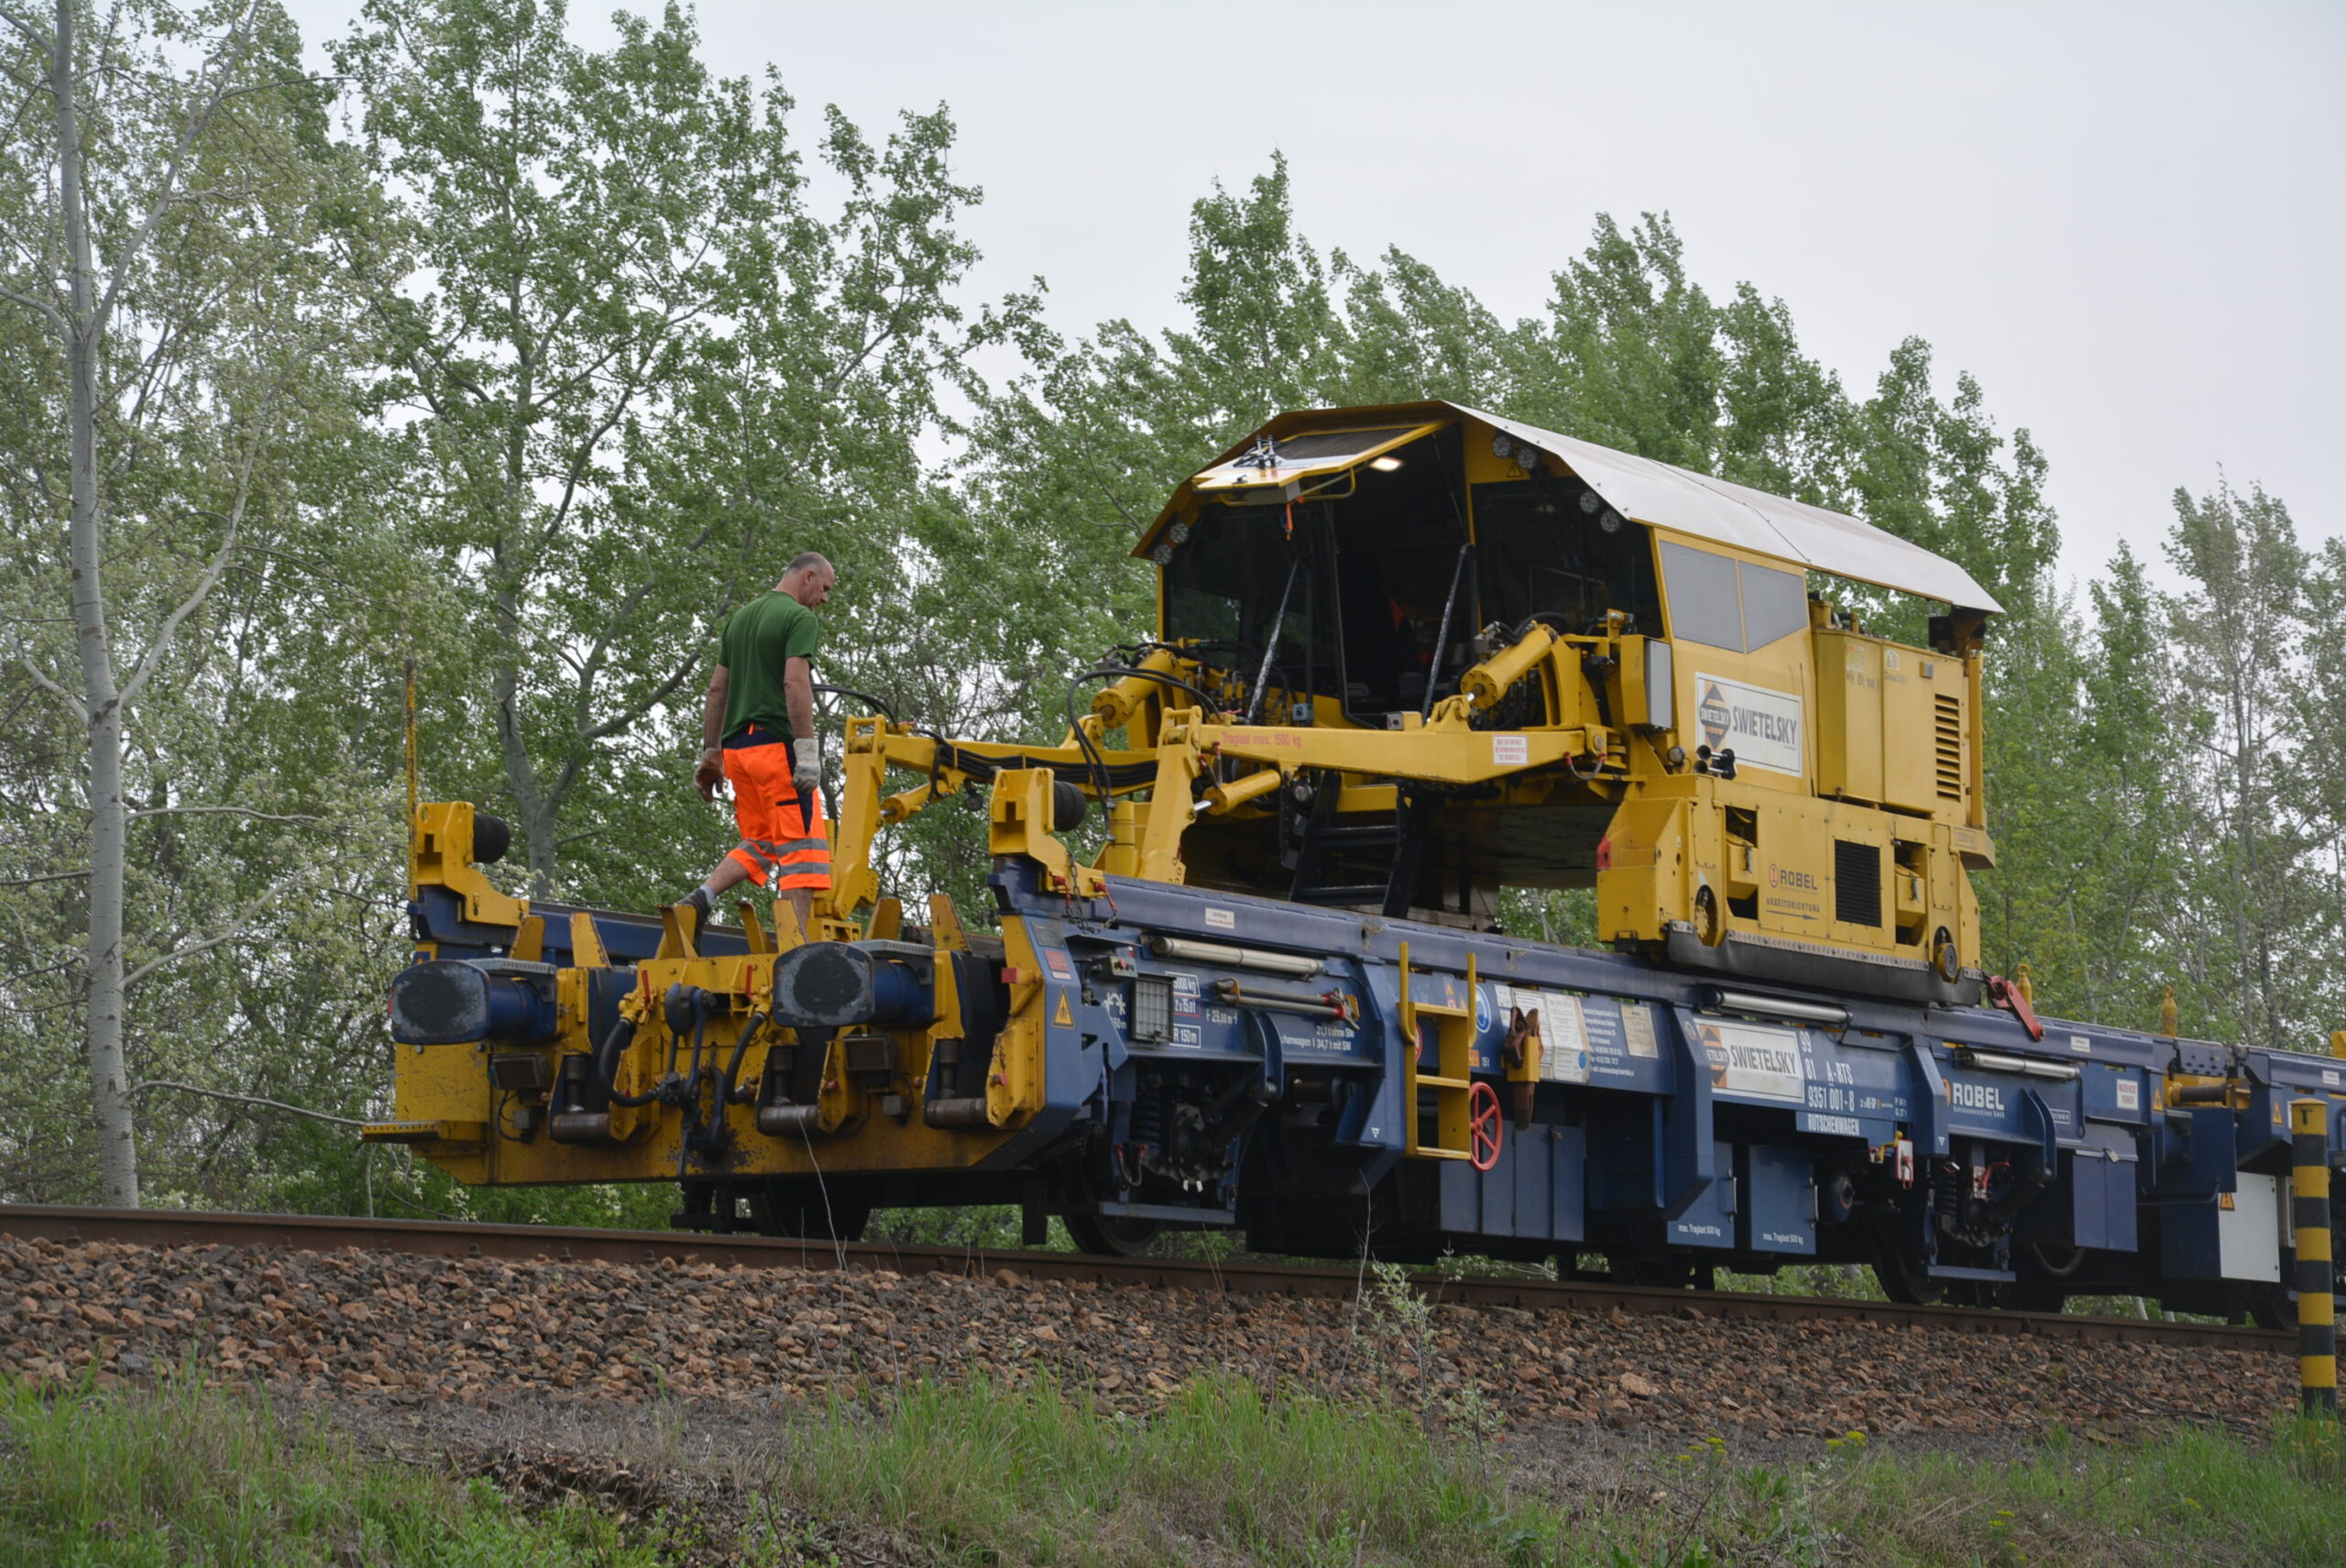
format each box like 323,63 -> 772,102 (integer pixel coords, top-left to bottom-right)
1468,1081 -> 1504,1171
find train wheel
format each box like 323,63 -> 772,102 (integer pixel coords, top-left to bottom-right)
1869,1235 -> 1944,1305
744,1179 -> 870,1241
1607,1252 -> 1696,1289
2243,1284 -> 2290,1331
2000,1241 -> 2078,1312
1066,1213 -> 1163,1257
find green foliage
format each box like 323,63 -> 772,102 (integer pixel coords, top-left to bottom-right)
1976,555 -> 2179,1029
1848,338 -> 2058,614
0,0 -> 433,1205
2156,480 -> 2328,1048
1517,214 -> 1729,473
864,1202 -> 1046,1251
331,0 -> 1020,905
1979,479 -> 2344,1048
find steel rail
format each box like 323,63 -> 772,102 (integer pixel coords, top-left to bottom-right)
0,1204 -> 2288,1352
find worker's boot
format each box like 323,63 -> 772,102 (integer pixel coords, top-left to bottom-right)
677,884 -> 714,937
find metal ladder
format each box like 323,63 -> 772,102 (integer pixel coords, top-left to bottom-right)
1398,943 -> 1476,1161
1285,777 -> 1431,918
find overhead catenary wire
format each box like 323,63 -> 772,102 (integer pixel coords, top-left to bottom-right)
130,1080 -> 371,1128
130,1080 -> 382,1217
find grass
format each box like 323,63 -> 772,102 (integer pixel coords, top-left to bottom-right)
782,1374 -> 1546,1564
1620,1420 -> 2346,1568
2,1371 -> 2340,1567
0,1374 -> 668,1567
783,1378 -> 2346,1568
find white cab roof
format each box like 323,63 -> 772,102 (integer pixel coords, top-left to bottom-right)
1146,401 -> 2003,613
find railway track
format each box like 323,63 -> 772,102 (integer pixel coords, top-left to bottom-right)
0,1204 -> 2286,1353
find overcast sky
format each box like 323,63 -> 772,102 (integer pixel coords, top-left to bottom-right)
293,1 -> 2344,588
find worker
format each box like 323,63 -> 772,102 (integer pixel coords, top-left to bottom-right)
677,552 -> 836,936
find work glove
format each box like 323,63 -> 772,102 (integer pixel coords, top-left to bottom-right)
792,737 -> 820,795
694,748 -> 726,803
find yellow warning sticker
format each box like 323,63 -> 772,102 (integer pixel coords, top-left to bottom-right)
1052,992 -> 1073,1027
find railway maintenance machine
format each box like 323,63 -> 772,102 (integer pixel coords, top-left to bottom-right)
373,400 -> 2346,1318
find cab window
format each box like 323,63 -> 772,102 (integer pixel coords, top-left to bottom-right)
1473,477 -> 1662,636
1659,540 -> 1809,652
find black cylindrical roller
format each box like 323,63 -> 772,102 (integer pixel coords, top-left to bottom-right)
389,959 -> 553,1044
1050,777 -> 1088,831
771,943 -> 933,1029
472,812 -> 511,864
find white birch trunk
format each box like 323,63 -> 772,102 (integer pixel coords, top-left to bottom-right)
50,0 -> 139,1207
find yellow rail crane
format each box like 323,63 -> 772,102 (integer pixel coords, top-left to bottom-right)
373,404 -> 2345,1318
820,403 -> 1999,1002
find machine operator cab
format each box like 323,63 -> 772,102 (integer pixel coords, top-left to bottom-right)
1133,402 -> 2003,1006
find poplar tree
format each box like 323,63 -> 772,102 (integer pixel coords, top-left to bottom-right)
2287,541 -> 2346,1035
334,0 -> 998,899
1,0 -> 383,1205
2162,480 -> 2315,1049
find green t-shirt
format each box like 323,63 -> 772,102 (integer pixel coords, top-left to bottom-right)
718,592 -> 822,742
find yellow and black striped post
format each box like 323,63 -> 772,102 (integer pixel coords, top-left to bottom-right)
2293,1098 -> 2337,1416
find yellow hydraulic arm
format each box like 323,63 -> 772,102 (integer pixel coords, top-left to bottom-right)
816,622 -> 1628,934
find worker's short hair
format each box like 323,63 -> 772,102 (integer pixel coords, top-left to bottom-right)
785,551 -> 831,579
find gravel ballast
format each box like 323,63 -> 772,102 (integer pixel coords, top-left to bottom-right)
0,1235 -> 2295,1441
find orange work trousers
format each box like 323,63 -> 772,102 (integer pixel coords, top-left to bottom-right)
722,736 -> 830,891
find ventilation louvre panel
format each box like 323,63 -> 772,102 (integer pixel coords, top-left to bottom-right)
1835,839 -> 1882,927
1934,695 -> 1964,803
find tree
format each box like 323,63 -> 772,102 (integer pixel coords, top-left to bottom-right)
2069,545 -> 2190,1025
1512,212 -> 1723,470
1711,281 -> 1855,508
2161,479 -> 2315,1049
1848,339 -> 2057,615
333,0 -> 1002,900
1968,551 -> 2194,1033
1331,246 -> 1513,410
1166,152 -> 1347,425
1,0 -> 382,1205
2285,539 -> 2346,1035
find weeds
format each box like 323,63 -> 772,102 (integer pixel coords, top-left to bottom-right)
1361,1257 -> 1437,1395
777,1370 -> 1551,1566
4,1368 -> 2339,1566
0,1372 -> 670,1565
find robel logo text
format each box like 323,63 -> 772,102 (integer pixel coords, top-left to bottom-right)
1947,1080 -> 2005,1115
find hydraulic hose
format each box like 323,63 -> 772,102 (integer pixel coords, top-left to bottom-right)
813,684 -> 898,724
556,1014 -> 656,1141
1422,542 -> 1475,719
1243,559 -> 1304,726
718,1008 -> 765,1108
673,1004 -> 710,1179
1064,665 -> 1229,804
594,1016 -> 659,1108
